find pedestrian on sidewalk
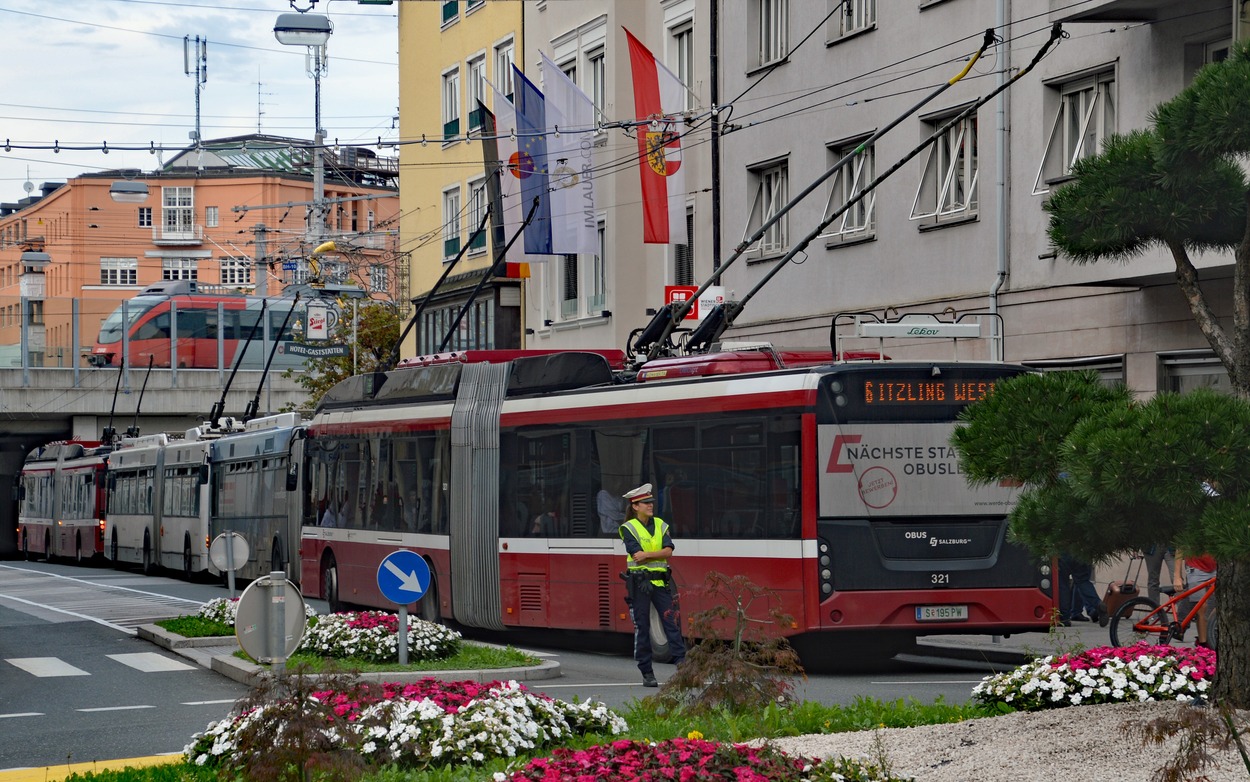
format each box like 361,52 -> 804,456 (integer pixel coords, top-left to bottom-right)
1058,553 -> 1101,625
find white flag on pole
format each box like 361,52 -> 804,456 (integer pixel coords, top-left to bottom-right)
540,52 -> 598,256
490,85 -> 545,262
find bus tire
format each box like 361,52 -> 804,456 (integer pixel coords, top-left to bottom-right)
418,570 -> 440,624
649,605 -> 672,664
182,535 -> 194,581
321,555 -> 342,613
142,531 -> 154,575
271,538 -> 285,577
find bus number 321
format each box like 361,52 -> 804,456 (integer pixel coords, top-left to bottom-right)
931,573 -> 950,585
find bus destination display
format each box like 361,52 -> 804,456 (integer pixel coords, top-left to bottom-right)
862,378 -> 995,406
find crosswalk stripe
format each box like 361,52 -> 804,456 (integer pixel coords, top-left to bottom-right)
107,653 -> 195,673
6,658 -> 90,677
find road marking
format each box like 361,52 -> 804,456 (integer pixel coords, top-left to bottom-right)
0,592 -> 133,635
870,674 -> 985,679
0,713 -> 44,719
107,653 -> 195,673
76,705 -> 156,713
182,699 -> 238,706
6,658 -> 90,677
536,682 -> 658,688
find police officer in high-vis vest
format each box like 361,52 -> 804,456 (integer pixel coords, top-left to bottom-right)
619,482 -> 686,687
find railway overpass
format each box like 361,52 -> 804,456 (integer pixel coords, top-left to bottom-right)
0,367 -> 309,557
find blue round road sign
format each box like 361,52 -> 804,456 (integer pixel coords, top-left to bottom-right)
377,549 -> 431,605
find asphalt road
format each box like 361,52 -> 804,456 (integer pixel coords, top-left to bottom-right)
0,559 -> 999,770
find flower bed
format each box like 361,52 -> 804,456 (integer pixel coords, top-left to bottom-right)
198,599 -> 461,663
185,678 -> 627,771
972,643 -> 1216,710
497,737 -> 909,782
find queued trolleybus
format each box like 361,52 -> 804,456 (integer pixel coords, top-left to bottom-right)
209,413 -> 307,582
299,316 -> 1055,664
104,433 -> 169,573
17,440 -> 113,563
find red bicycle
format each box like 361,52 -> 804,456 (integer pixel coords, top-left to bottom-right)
1108,575 -> 1217,650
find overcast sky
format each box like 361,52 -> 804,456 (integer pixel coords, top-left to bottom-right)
0,0 -> 398,203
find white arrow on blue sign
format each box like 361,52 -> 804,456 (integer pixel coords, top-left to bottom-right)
376,550 -> 431,605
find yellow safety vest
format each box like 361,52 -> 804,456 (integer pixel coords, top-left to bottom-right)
622,517 -> 670,587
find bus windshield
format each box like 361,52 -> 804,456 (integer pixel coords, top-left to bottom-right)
97,297 -> 164,345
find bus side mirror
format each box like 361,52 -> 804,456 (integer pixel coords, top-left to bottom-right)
199,464 -> 209,486
286,469 -> 298,492
107,474 -> 116,491
12,485 -> 24,502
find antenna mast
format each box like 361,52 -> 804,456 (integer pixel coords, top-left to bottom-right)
184,36 -> 208,168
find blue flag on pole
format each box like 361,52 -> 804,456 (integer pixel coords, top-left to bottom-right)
512,65 -> 552,256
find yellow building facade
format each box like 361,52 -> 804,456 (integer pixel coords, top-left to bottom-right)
398,0 -> 525,358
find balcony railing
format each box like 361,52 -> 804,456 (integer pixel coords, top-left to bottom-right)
442,1 -> 458,24
443,118 -> 460,141
153,224 -> 204,245
444,236 -> 461,259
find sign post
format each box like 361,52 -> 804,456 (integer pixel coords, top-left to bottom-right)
235,571 -> 306,679
376,550 -> 430,665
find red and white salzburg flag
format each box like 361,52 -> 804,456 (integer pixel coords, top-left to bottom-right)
625,27 -> 688,245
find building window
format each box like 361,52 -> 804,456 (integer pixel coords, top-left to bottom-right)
441,0 -> 458,25
744,159 -> 788,257
369,264 -> 388,293
443,187 -> 462,260
468,178 -> 487,253
138,207 -> 152,228
161,186 -> 194,238
672,24 -> 694,111
442,68 -> 461,141
589,220 -> 606,312
833,0 -> 876,38
162,258 -> 198,281
588,48 -> 606,123
674,208 -> 694,285
912,112 -> 978,223
561,254 -> 579,319
1033,69 -> 1115,195
1160,352 -> 1232,395
821,138 -> 875,242
205,206 -> 219,228
756,0 -> 788,67
1205,38 -> 1231,64
100,257 -> 138,286
495,39 -> 515,98
468,55 -> 487,131
220,258 -> 251,287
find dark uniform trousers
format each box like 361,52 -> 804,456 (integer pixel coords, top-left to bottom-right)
629,574 -> 686,674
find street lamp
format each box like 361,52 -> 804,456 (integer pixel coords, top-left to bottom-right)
274,12 -> 332,251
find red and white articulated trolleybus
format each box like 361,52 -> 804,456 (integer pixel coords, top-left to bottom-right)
299,321 -> 1055,665
17,439 -> 113,563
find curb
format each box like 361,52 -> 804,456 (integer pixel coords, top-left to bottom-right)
912,640 -> 1029,667
137,624 -> 563,686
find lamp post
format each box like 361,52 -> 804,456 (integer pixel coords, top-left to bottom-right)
274,13 -> 332,251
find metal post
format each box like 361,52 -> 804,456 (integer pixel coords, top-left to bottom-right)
269,570 -> 287,679
312,46 -> 326,246
397,605 -> 409,665
254,223 -> 268,299
19,296 -> 29,387
72,298 -> 80,387
225,530 -> 237,598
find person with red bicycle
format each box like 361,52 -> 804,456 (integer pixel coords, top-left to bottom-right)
1173,549 -> 1217,647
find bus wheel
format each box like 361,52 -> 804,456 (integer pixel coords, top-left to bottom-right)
649,605 -> 673,664
271,538 -> 285,577
142,531 -> 154,575
418,571 -> 440,624
321,555 -> 342,613
182,536 -> 194,581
